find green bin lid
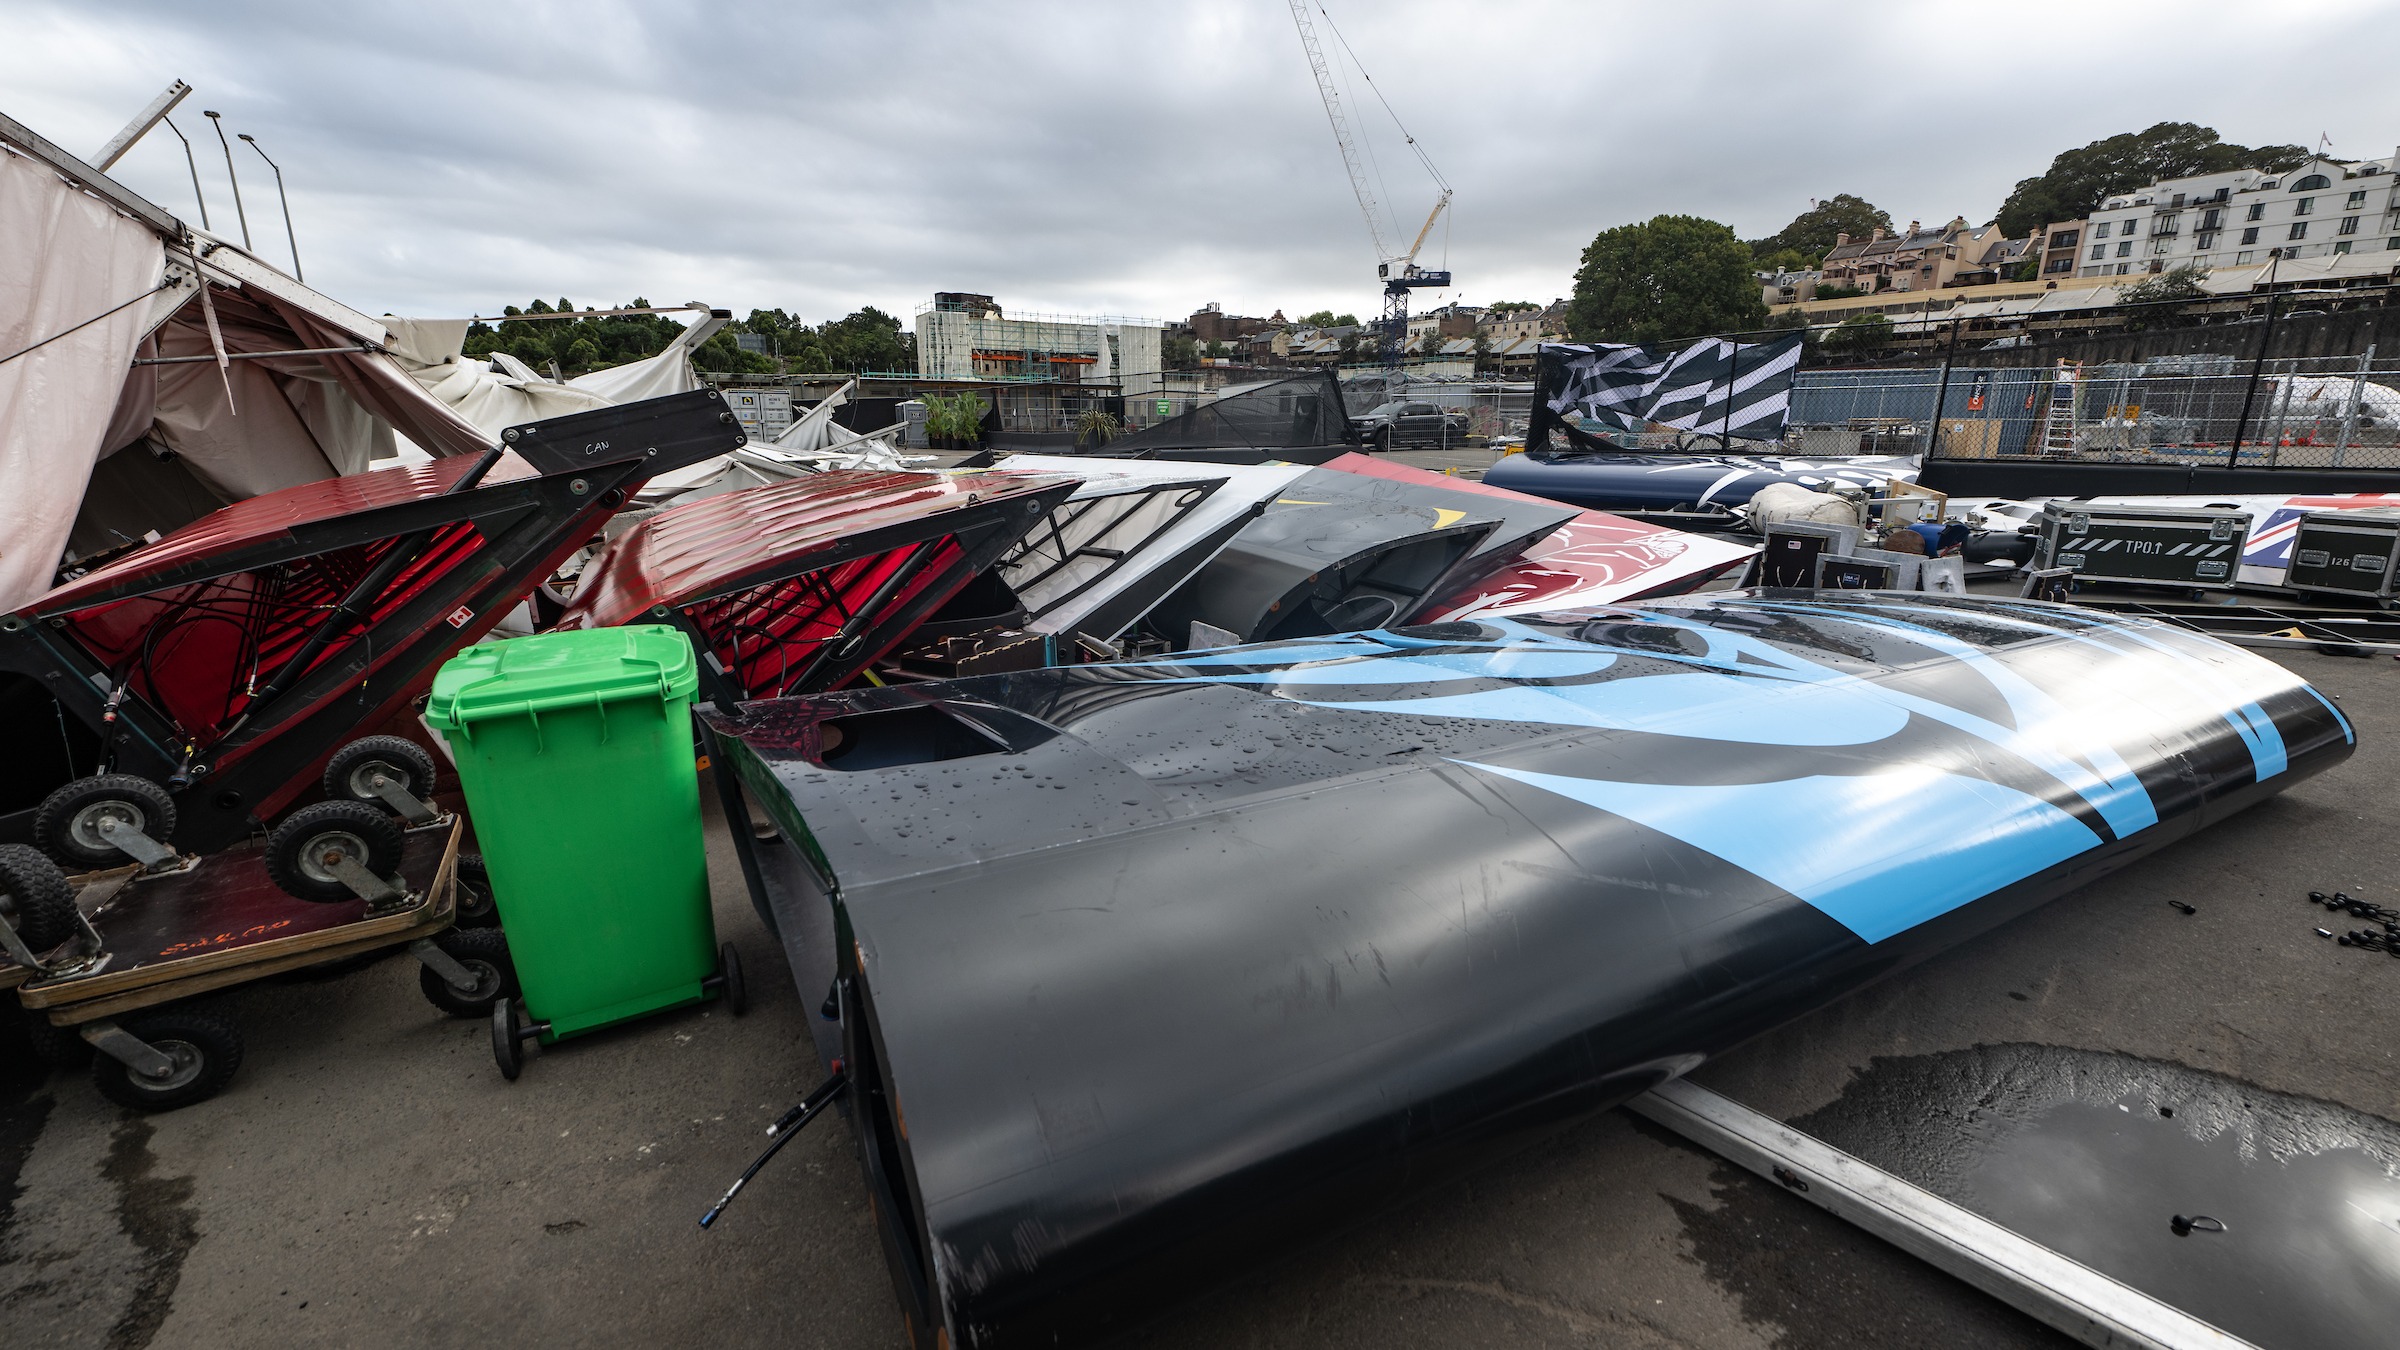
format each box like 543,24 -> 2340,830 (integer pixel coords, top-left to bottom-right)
427,625 -> 699,730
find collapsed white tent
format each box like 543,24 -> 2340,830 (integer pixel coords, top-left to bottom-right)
0,108 -> 726,614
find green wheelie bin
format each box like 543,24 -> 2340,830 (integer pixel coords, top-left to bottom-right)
426,624 -> 743,1079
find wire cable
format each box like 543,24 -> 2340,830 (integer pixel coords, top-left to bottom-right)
0,278 -> 175,368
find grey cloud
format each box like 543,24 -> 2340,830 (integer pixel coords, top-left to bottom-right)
6,0 -> 2398,326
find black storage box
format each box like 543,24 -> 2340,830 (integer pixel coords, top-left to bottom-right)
2034,502 -> 2249,589
2286,509 -> 2400,601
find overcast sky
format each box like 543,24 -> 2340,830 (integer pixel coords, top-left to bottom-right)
8,0 -> 2399,331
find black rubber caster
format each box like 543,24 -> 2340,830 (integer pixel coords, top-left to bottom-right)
719,942 -> 747,1016
420,927 -> 517,1017
265,801 -> 406,903
89,1009 -> 243,1112
0,843 -> 77,953
491,997 -> 528,1081
32,775 -> 176,870
453,851 -> 499,928
323,735 -> 439,807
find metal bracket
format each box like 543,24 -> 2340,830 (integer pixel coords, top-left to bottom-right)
94,816 -> 181,871
363,771 -> 442,826
406,937 -> 480,993
325,854 -> 413,912
79,1020 -> 180,1081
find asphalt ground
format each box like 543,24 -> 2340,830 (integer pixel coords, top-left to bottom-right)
3,615 -> 2394,1348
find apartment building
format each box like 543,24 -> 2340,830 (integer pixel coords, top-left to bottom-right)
2075,148 -> 2400,278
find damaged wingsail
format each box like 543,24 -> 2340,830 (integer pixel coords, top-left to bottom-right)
706,593 -> 2351,1347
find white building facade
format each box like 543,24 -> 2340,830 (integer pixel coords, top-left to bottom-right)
2076,148 -> 2400,278
913,296 -> 1164,397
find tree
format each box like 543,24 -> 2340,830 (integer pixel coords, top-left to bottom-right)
1471,329 -> 1493,371
1163,332 -> 1198,369
1567,215 -> 1768,344
1752,195 -> 1893,265
1202,339 -> 1230,360
1299,309 -> 1359,328
817,306 -> 913,372
1995,123 -> 2310,238
2115,264 -> 2212,330
1754,247 -> 1817,274
1484,300 -> 1541,315
1821,312 -> 1893,356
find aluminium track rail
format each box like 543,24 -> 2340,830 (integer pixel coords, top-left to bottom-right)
1629,1080 -> 2257,1350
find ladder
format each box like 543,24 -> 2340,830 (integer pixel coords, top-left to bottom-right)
2037,361 -> 2081,455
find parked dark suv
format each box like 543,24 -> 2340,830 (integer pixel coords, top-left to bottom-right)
1353,400 -> 1471,449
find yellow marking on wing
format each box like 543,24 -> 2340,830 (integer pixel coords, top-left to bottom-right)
1433,508 -> 1468,529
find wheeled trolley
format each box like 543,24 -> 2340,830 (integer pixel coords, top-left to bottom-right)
6,816 -> 510,1111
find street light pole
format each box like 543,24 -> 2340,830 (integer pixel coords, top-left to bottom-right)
2227,250 -> 2284,468
161,116 -> 209,231
201,110 -> 250,248
237,133 -> 300,281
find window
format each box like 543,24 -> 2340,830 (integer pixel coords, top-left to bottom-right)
2237,250 -> 2255,264
2196,232 -> 2218,250
2335,241 -> 2352,255
2154,240 -> 2172,255
2201,208 -> 2222,229
2247,204 -> 2265,221
2088,244 -> 2106,260
2241,226 -> 2260,244
2117,241 -> 2133,256
2289,222 -> 2309,240
2295,197 -> 2314,215
2094,221 -> 2111,240
2292,173 -> 2330,191
2122,218 -> 2139,234
2050,229 -> 2078,248
2391,237 -> 2400,252
2340,215 -> 2361,235
2115,263 -> 2131,275
2154,216 -> 2179,236
2348,190 -> 2368,208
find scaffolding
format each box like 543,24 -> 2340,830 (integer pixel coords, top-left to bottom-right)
912,302 -> 1164,389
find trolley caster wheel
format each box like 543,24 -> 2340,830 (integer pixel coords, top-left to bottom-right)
265,801 -> 406,903
718,942 -> 747,1017
32,775 -> 176,870
491,997 -> 540,1081
420,928 -> 517,1017
453,852 -> 499,929
0,844 -> 78,954
323,735 -> 438,810
89,1010 -> 242,1112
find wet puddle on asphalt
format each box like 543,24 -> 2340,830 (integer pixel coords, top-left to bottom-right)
1792,1044 -> 2400,1350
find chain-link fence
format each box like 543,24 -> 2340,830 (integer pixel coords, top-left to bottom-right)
1809,352 -> 2400,469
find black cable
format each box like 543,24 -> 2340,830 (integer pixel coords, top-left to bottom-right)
0,279 -> 175,367
698,1070 -> 849,1229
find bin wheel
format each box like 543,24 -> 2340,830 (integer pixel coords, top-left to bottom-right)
265,801 -> 406,903
491,998 -> 525,1081
0,843 -> 77,953
90,1009 -> 242,1112
33,774 -> 177,870
719,942 -> 747,1017
453,852 -> 499,928
421,927 -> 518,1017
324,735 -> 438,808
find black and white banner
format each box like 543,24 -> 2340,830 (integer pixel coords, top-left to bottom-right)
1530,331 -> 1802,450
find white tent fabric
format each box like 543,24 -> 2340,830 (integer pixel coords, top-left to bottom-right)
0,144 -> 166,610
379,311 -> 721,443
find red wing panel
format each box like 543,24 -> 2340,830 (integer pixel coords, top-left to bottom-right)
559,469 -> 1077,628
689,535 -> 971,698
30,452 -> 535,614
1320,453 -> 1755,618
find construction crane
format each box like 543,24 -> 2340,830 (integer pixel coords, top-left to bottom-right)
1287,0 -> 1451,368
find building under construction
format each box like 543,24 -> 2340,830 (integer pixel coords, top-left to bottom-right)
913,293 -> 1164,396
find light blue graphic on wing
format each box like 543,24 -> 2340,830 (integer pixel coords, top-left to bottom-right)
1275,669 -> 1908,746
1460,759 -> 2102,944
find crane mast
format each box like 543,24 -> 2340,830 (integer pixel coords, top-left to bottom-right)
1286,1 -> 1451,368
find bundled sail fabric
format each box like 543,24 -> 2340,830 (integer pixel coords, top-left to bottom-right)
1528,332 -> 1803,451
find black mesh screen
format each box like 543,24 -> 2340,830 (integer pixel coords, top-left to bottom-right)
1100,372 -> 1356,455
